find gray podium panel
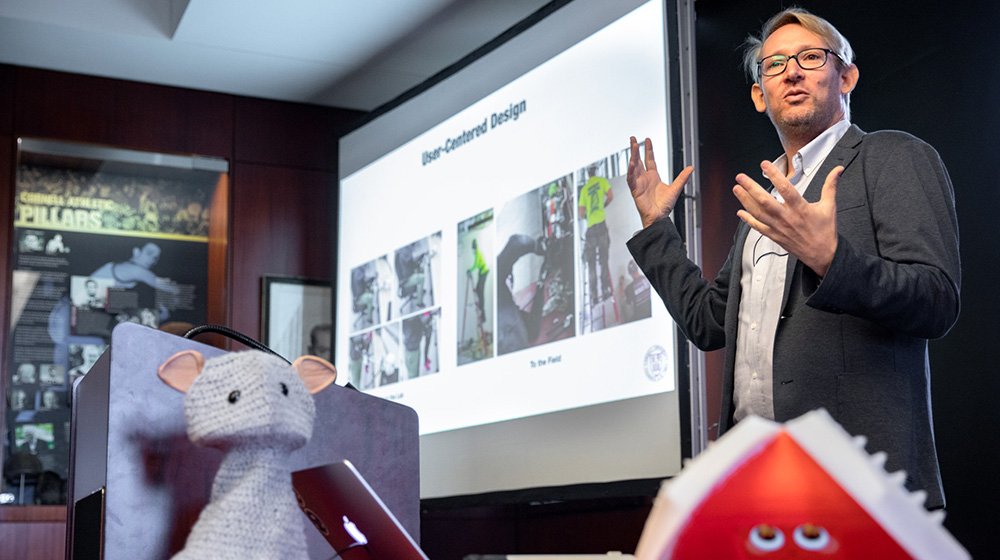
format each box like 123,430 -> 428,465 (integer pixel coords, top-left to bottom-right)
67,322 -> 419,560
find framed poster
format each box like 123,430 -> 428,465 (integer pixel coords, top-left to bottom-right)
261,276 -> 332,363
5,137 -> 229,504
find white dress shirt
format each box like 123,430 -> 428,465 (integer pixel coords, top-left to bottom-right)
732,119 -> 851,422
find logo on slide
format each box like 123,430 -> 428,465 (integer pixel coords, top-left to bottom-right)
644,345 -> 668,381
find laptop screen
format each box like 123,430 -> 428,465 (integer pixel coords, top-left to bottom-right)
293,460 -> 428,560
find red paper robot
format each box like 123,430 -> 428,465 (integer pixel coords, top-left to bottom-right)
636,410 -> 968,559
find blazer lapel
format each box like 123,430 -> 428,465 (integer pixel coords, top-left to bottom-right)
803,125 -> 864,203
779,125 -> 865,313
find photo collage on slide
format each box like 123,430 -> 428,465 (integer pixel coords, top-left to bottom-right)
348,233 -> 442,390
346,146 -> 655,390
344,146 -> 654,390
473,146 -> 652,359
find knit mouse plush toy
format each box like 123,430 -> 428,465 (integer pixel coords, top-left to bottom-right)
158,349 -> 337,560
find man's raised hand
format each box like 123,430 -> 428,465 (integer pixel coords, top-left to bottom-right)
627,136 -> 694,229
732,162 -> 843,276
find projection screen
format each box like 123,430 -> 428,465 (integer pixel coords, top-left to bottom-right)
337,0 -> 691,500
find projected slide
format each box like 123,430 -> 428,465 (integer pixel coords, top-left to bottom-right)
339,1 -> 685,499
339,0 -> 675,435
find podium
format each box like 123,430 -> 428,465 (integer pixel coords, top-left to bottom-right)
67,322 -> 420,559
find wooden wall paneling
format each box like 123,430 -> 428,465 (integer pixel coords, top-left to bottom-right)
13,68 -> 117,145
113,81 -> 234,158
228,162 -> 335,339
0,506 -> 66,560
233,96 -> 362,171
12,67 -> 234,158
0,65 -> 13,135
207,173 -> 230,328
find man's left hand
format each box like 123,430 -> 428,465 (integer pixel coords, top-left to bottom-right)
732,162 -> 843,277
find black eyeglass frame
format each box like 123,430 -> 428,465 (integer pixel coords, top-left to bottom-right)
756,47 -> 845,78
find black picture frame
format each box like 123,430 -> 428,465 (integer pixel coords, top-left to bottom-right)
261,275 -> 333,362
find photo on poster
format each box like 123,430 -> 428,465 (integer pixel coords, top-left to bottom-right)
496,174 -> 576,356
393,233 -> 442,318
44,232 -> 207,328
38,388 -> 65,411
13,422 -> 55,455
8,388 -> 33,412
44,233 -> 71,255
18,230 -> 46,253
91,241 -> 180,296
69,275 -> 114,310
39,364 -> 66,386
70,275 -> 118,337
67,342 -> 107,381
104,307 -> 159,329
457,211 -> 495,365
402,307 -> 440,379
575,148 -> 651,333
137,308 -> 160,328
13,362 -> 38,385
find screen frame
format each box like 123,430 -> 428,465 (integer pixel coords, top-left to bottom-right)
333,0 -> 697,507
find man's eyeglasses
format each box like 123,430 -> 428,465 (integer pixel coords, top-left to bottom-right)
757,48 -> 843,77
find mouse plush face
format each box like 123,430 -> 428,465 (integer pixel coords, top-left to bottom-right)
158,350 -> 337,451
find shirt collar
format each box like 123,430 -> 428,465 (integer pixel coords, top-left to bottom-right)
771,119 -> 852,183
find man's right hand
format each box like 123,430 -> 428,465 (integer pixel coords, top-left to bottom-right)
627,136 -> 694,229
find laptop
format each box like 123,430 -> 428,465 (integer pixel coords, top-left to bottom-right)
293,460 -> 428,560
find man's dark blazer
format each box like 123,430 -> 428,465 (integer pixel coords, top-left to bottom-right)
627,125 -> 961,509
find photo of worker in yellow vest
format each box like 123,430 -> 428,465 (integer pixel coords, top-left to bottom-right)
576,149 -> 652,333
457,209 -> 494,365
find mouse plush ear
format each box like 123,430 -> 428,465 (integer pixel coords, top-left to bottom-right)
291,355 -> 337,394
157,350 -> 205,393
